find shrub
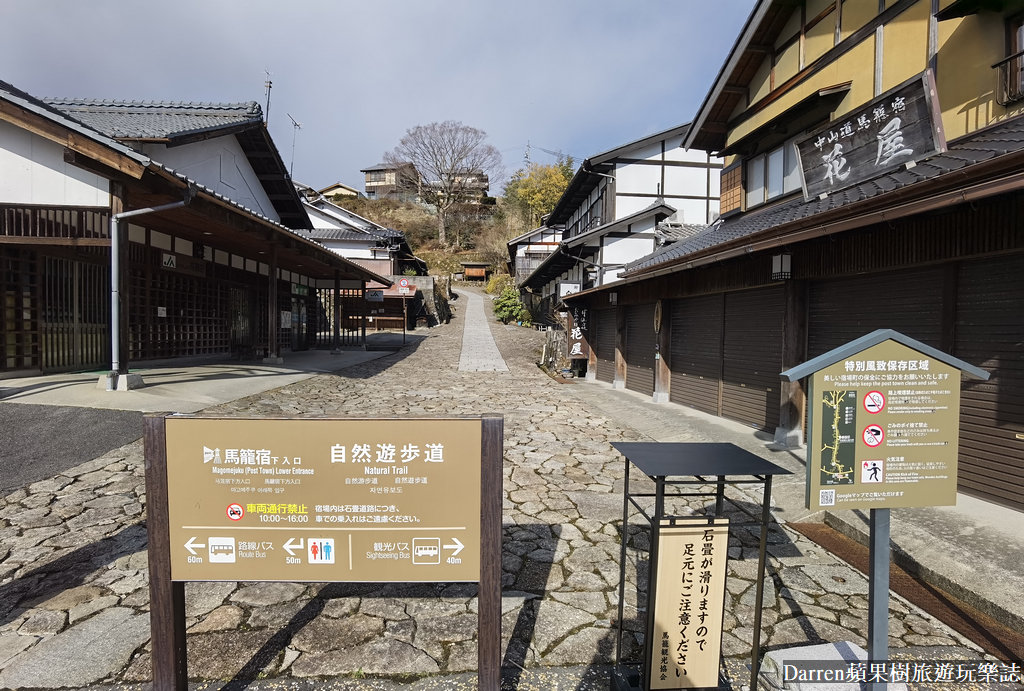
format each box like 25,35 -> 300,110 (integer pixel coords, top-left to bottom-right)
485,273 -> 514,295
493,287 -> 526,324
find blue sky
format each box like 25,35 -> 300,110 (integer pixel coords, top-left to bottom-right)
2,1 -> 753,192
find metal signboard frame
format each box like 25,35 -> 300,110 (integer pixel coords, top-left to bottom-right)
144,414 -> 503,690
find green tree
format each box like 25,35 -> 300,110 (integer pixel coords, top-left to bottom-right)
504,158 -> 574,227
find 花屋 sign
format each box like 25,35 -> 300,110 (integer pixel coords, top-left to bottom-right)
566,306 -> 589,360
164,418 -> 482,582
796,70 -> 945,201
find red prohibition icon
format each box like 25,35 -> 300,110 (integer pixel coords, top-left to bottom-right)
862,424 -> 884,447
226,503 -> 245,521
863,390 -> 885,414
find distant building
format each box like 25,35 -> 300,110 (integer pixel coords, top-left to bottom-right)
318,181 -> 361,199
360,162 -> 419,201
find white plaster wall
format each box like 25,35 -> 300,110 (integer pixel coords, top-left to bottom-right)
665,166 -> 713,196
0,120 -> 109,206
615,163 -> 662,195
615,196 -> 656,218
320,240 -> 375,259
602,232 -> 656,283
141,137 -> 279,222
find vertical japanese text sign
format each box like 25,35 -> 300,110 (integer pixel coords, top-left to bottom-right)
566,306 -> 590,360
649,518 -> 729,689
781,330 -> 989,512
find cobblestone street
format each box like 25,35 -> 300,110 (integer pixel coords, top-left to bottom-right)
0,286 -> 1002,690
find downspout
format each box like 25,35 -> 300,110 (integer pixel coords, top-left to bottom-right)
104,186 -> 197,391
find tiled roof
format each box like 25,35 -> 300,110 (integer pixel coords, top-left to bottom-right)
625,116 -> 1024,275
42,98 -> 262,140
306,228 -> 377,242
655,222 -> 707,243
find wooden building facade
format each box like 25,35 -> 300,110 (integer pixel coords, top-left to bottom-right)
565,0 -> 1024,511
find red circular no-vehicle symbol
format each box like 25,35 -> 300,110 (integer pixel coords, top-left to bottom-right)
226,503 -> 245,521
863,390 -> 886,414
862,424 -> 884,447
399,278 -> 410,288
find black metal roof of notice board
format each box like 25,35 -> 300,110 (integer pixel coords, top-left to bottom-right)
611,442 -> 792,479
779,329 -> 991,382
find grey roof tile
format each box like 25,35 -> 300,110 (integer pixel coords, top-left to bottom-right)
42,98 -> 262,139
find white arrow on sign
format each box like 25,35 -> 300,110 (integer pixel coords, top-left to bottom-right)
283,537 -> 304,557
184,537 -> 206,556
443,537 -> 464,558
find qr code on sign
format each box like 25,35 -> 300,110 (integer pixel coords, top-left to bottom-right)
820,489 -> 836,506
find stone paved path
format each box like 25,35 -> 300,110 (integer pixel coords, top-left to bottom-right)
457,291 -> 509,373
0,285 -> 1005,690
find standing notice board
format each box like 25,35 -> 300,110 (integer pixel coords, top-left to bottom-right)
145,415 -> 503,691
164,417 -> 481,582
805,339 -> 962,511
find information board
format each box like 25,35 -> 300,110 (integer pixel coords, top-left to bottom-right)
806,340 -> 960,511
649,518 -> 729,690
164,417 -> 482,582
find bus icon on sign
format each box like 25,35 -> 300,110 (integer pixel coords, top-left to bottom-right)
226,503 -> 245,521
412,538 -> 441,564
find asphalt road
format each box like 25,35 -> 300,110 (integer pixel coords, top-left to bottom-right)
0,402 -> 143,493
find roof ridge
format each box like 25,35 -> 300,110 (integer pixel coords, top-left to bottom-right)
42,97 -> 262,115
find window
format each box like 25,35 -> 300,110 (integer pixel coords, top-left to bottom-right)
995,14 -> 1024,105
745,136 -> 802,209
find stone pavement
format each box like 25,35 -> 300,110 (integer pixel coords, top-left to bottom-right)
0,285 -> 1015,690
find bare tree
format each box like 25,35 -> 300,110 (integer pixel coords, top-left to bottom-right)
384,121 -> 502,247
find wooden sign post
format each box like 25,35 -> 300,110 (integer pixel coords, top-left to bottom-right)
144,415 -> 503,690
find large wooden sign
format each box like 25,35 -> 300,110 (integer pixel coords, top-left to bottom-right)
649,518 -> 729,689
164,417 -> 482,582
145,415 -> 503,690
796,70 -> 945,201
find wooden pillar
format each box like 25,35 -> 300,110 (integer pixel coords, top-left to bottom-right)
332,270 -> 341,353
653,299 -> 671,403
360,281 -> 367,348
267,245 -> 279,361
774,279 -> 808,447
613,304 -> 626,389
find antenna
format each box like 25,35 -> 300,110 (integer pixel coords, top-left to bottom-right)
525,140 -> 531,166
287,113 -> 302,178
263,69 -> 273,125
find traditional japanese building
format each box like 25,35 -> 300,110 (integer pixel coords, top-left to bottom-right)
0,80 -> 388,382
516,123 -> 721,323
564,0 -> 1024,511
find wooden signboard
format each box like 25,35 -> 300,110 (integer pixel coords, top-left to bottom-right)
648,518 -> 729,689
567,305 -> 590,360
145,415 -> 503,690
796,70 -> 945,201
